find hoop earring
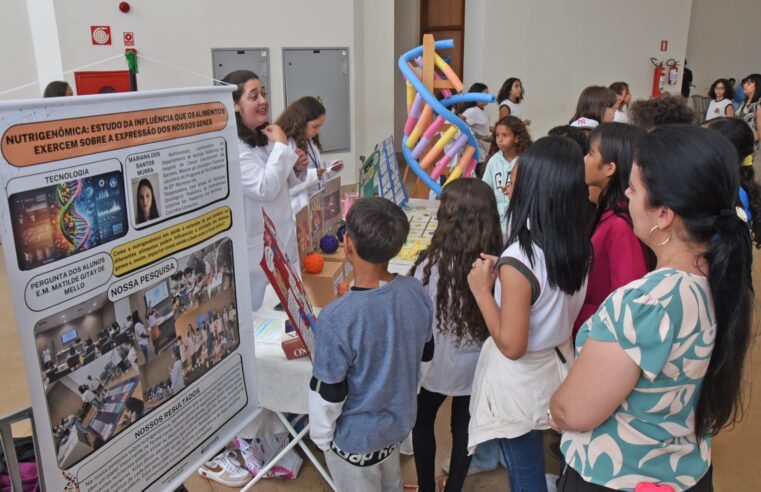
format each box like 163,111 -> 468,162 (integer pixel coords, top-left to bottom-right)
649,225 -> 671,247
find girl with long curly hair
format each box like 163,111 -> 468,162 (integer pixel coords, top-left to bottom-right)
482,116 -> 532,232
276,96 -> 344,214
410,178 -> 503,492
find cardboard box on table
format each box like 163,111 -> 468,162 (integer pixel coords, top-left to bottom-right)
302,260 -> 345,307
320,246 -> 353,283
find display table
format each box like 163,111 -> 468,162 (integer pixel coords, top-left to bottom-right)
242,286 -> 334,491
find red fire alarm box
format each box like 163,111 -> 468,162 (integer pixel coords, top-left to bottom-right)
74,70 -> 131,95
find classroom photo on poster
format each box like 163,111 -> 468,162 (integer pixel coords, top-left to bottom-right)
34,236 -> 240,469
9,169 -> 128,271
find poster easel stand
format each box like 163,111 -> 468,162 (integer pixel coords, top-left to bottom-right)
0,406 -> 46,492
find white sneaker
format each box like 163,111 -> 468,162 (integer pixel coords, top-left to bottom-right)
198,450 -> 252,487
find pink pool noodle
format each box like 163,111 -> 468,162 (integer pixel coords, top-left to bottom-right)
430,133 -> 468,179
464,156 -> 477,177
411,115 -> 446,158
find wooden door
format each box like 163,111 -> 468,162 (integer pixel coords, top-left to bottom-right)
420,0 -> 465,79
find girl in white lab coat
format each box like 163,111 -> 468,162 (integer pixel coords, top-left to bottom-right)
276,96 -> 343,215
222,70 -> 300,311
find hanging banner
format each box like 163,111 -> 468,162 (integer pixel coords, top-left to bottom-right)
0,87 -> 259,491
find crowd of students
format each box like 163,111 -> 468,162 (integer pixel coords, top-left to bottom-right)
206,67 -> 760,492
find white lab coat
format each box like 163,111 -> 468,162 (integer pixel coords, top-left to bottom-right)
239,138 -> 300,311
287,139 -> 339,215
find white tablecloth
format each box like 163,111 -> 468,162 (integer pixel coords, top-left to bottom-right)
253,286 -> 313,415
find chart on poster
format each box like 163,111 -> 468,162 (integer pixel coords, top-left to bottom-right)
0,87 -> 259,492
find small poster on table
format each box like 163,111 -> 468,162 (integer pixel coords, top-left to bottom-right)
358,135 -> 408,207
308,190 -> 324,249
295,205 -> 312,267
260,210 -> 316,360
321,176 -> 341,235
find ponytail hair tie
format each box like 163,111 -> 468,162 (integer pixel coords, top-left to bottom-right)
716,208 -> 747,235
743,155 -> 754,167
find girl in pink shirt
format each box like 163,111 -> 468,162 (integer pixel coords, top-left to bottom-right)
574,123 -> 652,336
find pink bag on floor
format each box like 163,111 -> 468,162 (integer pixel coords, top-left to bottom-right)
233,434 -> 302,479
0,462 -> 39,492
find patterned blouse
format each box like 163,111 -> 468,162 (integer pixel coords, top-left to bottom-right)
561,269 -> 714,491
737,99 -> 760,151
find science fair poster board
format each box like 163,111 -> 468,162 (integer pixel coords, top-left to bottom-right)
358,135 -> 408,207
0,87 -> 259,491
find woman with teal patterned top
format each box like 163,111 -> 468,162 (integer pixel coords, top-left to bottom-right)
549,125 -> 753,492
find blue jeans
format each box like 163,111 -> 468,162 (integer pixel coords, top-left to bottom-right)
499,431 -> 547,492
139,343 -> 149,363
471,439 -> 504,470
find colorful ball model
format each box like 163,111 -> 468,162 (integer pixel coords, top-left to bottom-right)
320,234 -> 339,254
304,253 -> 325,274
336,224 -> 347,243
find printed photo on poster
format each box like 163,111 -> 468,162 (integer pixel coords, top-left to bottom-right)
132,175 -> 160,225
9,168 -> 128,271
34,236 -> 240,469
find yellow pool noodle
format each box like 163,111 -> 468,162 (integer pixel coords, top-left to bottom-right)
444,146 -> 475,185
406,105 -> 433,148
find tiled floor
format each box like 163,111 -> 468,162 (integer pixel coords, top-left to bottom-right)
2,242 -> 761,491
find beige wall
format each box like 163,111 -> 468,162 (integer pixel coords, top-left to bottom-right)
393,0 -> 420,151
0,0 -> 40,99
463,0 -> 693,137
686,0 -> 761,97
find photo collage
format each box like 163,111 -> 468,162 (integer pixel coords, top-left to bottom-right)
33,237 -> 240,469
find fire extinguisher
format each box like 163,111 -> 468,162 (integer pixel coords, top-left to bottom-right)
667,59 -> 679,86
651,58 -> 665,97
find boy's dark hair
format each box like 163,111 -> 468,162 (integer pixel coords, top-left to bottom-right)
548,125 -> 589,155
708,78 -> 736,101
629,95 -> 695,129
346,197 -> 409,264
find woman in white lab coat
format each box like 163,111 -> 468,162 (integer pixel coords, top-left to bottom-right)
222,70 -> 300,311
276,96 -> 344,214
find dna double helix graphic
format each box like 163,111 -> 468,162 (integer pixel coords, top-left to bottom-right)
398,35 -> 495,196
56,180 -> 91,254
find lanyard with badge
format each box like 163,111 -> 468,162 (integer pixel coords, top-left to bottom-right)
307,140 -> 324,189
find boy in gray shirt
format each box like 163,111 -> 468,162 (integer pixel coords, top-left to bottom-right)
309,197 -> 434,491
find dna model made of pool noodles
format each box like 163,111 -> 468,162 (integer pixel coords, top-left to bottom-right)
399,36 -> 495,196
